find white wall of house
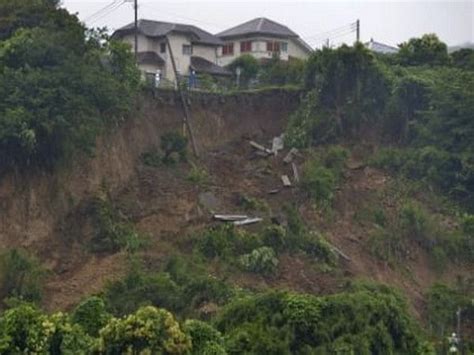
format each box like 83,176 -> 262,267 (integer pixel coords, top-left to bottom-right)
217,36 -> 310,66
193,44 -> 218,64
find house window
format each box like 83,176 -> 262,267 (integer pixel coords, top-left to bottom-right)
240,41 -> 252,53
160,42 -> 166,53
267,41 -> 280,52
222,43 -> 234,56
281,42 -> 288,52
182,44 -> 193,55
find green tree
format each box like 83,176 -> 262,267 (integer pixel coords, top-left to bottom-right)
98,306 -> 191,354
397,34 -> 450,66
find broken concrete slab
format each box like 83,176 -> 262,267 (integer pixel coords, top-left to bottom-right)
281,175 -> 292,187
271,135 -> 284,154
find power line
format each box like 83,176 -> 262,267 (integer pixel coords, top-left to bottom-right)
304,22 -> 356,42
85,0 -> 122,22
88,0 -> 126,25
140,3 -> 224,30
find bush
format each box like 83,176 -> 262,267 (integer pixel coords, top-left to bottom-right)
301,159 -> 337,208
90,195 -> 144,254
0,249 -> 46,304
197,225 -> 262,260
239,247 -> 279,275
183,319 -> 225,354
98,306 -> 191,354
262,225 -> 287,252
299,232 -> 337,267
187,163 -> 210,186
72,296 -> 110,337
161,131 -> 188,163
141,149 -> 163,167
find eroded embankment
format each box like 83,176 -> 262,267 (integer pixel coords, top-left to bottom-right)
0,89 -> 301,255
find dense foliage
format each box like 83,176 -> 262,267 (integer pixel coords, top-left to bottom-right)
0,0 -> 139,171
286,37 -> 474,211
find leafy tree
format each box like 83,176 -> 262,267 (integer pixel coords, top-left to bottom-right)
451,48 -> 474,70
72,296 -> 111,337
0,0 -> 139,171
184,319 -> 226,354
226,54 -> 259,87
98,306 -> 191,354
397,34 -> 450,66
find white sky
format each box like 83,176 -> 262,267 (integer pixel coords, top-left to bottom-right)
61,0 -> 473,48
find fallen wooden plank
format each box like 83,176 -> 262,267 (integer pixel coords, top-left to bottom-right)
328,243 -> 351,261
283,148 -> 299,164
292,162 -> 300,183
214,214 -> 248,222
268,189 -> 280,194
281,175 -> 292,187
250,141 -> 272,155
234,217 -> 263,226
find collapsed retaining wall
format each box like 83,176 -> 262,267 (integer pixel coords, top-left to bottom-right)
0,88 -> 301,250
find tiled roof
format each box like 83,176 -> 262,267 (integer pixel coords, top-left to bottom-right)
113,19 -> 223,46
217,17 -> 298,39
190,56 -> 232,76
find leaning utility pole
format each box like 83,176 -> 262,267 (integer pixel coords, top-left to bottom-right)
134,0 -> 138,58
356,19 -> 360,42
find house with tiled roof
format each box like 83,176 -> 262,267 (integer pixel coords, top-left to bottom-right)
112,19 -> 231,84
216,17 -> 313,66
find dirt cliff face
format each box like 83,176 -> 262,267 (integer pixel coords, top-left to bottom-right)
0,89 -> 301,254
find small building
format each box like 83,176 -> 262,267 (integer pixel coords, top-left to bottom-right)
365,38 -> 399,55
112,19 -> 231,85
216,17 -> 313,66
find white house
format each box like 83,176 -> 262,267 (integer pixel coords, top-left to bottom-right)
216,17 -> 313,66
365,38 -> 399,54
112,19 -> 231,84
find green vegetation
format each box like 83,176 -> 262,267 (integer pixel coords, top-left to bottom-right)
239,247 -> 279,276
0,249 -> 46,304
0,0 -> 140,172
90,194 -> 145,254
160,131 -> 188,164
187,162 -> 210,186
300,146 -> 348,208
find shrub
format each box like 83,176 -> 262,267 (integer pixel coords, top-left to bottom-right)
0,249 -> 46,304
301,158 -> 337,208
141,149 -> 163,167
262,225 -> 287,252
90,196 -> 144,254
187,163 -> 210,186
72,296 -> 110,337
399,201 -> 434,248
98,306 -> 191,354
183,319 -> 225,354
161,131 -> 188,163
299,232 -> 337,267
239,247 -> 279,276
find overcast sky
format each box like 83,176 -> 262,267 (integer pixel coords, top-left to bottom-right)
61,0 -> 473,48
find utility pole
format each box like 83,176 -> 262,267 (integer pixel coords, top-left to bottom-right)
356,19 -> 360,42
134,0 -> 138,58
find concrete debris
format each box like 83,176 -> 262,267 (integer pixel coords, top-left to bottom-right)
271,135 -> 284,155
268,189 -> 280,194
292,162 -> 300,183
214,214 -> 248,221
233,217 -> 263,226
281,175 -> 292,187
250,141 -> 272,155
283,148 -> 299,164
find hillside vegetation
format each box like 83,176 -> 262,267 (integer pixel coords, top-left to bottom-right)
0,1 -> 473,354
